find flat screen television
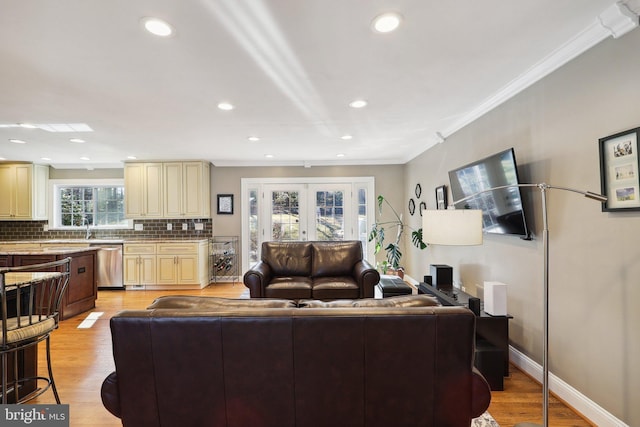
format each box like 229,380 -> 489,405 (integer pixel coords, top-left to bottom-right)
448,148 -> 531,239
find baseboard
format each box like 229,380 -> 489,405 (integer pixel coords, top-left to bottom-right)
405,274 -> 627,426
509,347 -> 627,427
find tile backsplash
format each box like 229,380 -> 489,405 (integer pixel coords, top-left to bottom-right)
0,219 -> 213,241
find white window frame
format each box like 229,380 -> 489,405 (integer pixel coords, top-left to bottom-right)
48,179 -> 133,230
240,176 -> 375,273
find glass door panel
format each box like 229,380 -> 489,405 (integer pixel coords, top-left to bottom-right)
265,185 -> 307,242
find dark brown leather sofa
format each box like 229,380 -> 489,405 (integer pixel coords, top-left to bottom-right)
243,240 -> 380,299
101,296 -> 491,427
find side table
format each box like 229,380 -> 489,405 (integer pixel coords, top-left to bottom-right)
375,276 -> 413,298
418,282 -> 512,390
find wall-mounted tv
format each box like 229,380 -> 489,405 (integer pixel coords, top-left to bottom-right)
448,148 -> 531,239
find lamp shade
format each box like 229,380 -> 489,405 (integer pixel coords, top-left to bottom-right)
422,209 -> 483,246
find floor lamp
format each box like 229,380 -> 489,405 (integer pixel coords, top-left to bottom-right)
422,183 -> 606,427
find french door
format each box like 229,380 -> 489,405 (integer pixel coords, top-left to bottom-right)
241,177 -> 374,272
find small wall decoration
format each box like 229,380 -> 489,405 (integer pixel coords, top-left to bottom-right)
217,194 -> 234,214
435,185 -> 448,210
408,198 -> 416,216
599,126 -> 640,211
415,183 -> 422,199
419,201 -> 427,216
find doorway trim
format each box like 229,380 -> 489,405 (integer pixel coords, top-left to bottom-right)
240,176 -> 375,273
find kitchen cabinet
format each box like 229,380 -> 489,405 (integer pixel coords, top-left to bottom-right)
6,249 -> 97,320
123,241 -> 208,290
156,242 -> 206,286
0,163 -> 48,220
123,243 -> 156,288
163,161 -> 210,218
124,162 -> 163,218
125,160 -> 210,219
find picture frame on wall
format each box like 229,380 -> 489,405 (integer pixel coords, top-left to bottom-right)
217,194 -> 234,214
435,185 -> 448,210
599,127 -> 640,211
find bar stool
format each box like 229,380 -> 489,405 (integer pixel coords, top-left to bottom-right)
0,257 -> 71,404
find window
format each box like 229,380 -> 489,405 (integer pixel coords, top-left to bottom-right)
51,180 -> 130,229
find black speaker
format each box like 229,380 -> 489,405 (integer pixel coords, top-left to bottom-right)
468,297 -> 481,316
430,264 -> 452,287
423,275 -> 432,285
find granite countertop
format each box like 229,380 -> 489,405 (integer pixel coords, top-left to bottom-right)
0,238 -> 210,245
0,246 -> 101,255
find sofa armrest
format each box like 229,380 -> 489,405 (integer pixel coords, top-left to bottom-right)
101,372 -> 122,419
352,259 -> 380,298
243,261 -> 273,298
471,367 -> 492,418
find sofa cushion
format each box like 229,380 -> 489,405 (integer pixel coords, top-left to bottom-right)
311,241 -> 362,277
265,276 -> 313,299
299,294 -> 441,308
311,276 -> 360,300
262,242 -> 312,276
147,296 -> 297,310
354,294 -> 441,307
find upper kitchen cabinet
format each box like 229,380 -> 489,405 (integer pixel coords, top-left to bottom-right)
124,160 -> 211,219
163,161 -> 210,218
124,162 -> 163,218
0,163 -> 48,220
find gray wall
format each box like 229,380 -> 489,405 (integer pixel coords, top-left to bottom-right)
210,164 -> 404,266
404,30 -> 640,425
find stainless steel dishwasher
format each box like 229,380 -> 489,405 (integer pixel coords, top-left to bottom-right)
90,243 -> 124,289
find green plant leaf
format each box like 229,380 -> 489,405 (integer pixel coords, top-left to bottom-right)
411,228 -> 427,250
385,243 -> 402,269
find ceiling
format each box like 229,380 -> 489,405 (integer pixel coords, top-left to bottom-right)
0,0 -> 636,169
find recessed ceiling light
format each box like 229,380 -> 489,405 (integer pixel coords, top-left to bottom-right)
341,135 -> 353,140
0,157 -> 5,160
265,154 -> 274,159
349,99 -> 368,109
19,123 -> 37,129
127,156 -> 137,160
142,17 -> 173,37
41,157 -> 51,161
336,153 -> 345,158
217,102 -> 234,111
9,139 -> 26,144
69,138 -> 85,143
372,12 -> 402,33
80,156 -> 90,161
248,136 -> 260,142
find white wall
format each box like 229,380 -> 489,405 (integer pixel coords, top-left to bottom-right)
404,30 -> 640,425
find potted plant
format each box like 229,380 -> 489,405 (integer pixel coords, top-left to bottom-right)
368,195 -> 427,274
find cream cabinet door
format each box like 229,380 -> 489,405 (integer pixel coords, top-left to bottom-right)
163,161 -> 210,218
139,255 -> 157,285
13,164 -> 33,218
125,163 -> 163,218
176,255 -> 199,284
182,162 -> 208,218
163,162 -> 183,218
0,164 -> 14,218
123,255 -> 141,285
156,255 -> 178,285
0,164 -> 47,220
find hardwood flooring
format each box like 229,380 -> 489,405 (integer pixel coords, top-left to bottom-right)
29,283 -> 593,426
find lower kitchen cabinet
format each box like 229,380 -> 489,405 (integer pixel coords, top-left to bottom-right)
124,241 -> 208,290
4,249 -> 97,320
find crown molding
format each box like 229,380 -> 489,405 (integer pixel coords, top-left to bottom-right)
413,1 -> 639,160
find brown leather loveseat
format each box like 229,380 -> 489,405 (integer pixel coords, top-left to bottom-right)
243,240 -> 380,299
101,295 -> 491,427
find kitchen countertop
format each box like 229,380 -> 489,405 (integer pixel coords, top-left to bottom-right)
0,238 -> 210,245
0,246 -> 101,255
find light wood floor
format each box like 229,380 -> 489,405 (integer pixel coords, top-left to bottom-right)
30,283 -> 593,426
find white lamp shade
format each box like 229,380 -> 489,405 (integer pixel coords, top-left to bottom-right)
422,209 -> 483,246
